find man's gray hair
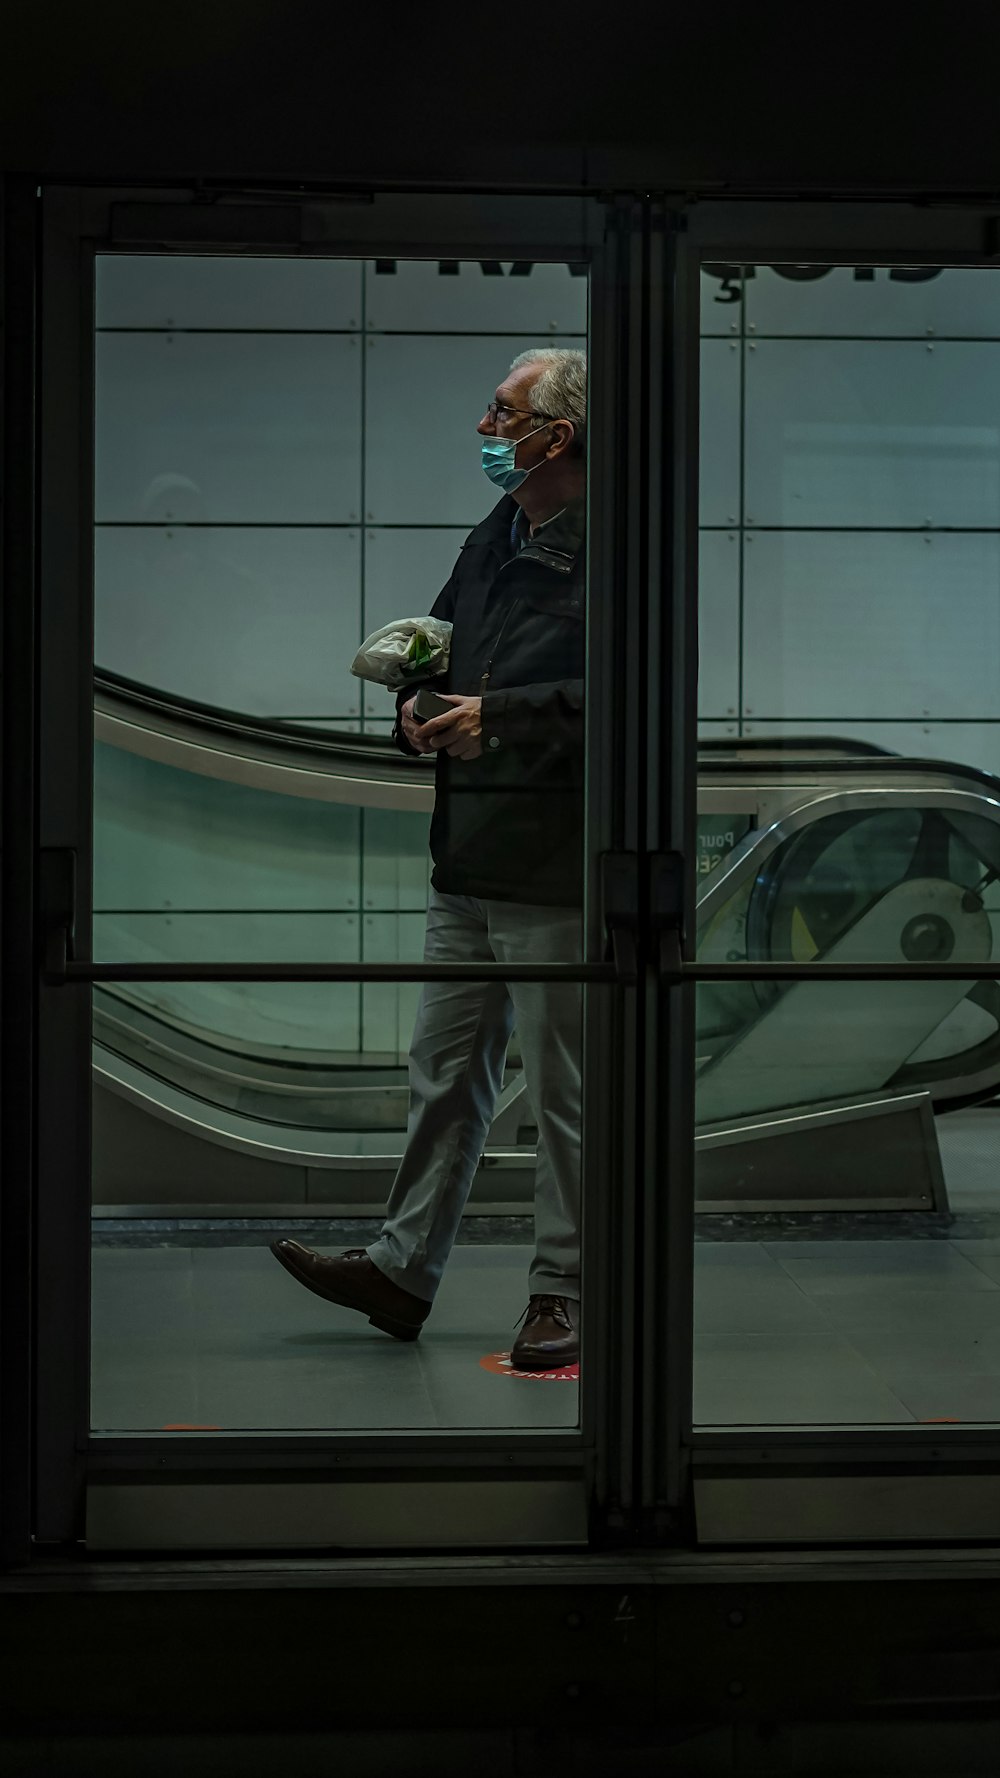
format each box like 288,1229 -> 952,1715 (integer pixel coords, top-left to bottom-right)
509,347 -> 587,453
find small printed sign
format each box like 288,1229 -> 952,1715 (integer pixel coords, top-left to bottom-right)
696,814 -> 752,878
480,1351 -> 579,1382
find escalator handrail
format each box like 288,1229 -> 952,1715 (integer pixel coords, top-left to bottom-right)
95,670 -> 435,812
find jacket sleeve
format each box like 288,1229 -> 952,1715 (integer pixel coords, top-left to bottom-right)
390,571 -> 460,758
478,678 -> 584,753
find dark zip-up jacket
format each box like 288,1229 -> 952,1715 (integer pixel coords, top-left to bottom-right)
392,492 -> 585,905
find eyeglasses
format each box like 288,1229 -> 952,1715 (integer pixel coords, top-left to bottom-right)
485,400 -> 555,425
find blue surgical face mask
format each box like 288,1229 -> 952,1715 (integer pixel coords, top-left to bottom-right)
481,422 -> 551,492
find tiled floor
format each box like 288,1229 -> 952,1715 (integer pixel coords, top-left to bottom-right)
91,1245 -> 579,1433
91,1106 -> 1000,1434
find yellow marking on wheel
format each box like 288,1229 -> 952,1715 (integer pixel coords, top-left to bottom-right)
790,905 -> 819,962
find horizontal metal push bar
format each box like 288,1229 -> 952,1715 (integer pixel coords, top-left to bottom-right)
47,959 -> 1000,985
51,960 -> 622,985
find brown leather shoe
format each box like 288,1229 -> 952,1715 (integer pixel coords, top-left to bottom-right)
270,1242 -> 431,1341
510,1294 -> 580,1370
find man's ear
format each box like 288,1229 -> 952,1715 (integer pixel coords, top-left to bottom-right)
546,419 -> 576,458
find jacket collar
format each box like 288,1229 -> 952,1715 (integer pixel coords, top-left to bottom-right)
476,494 -> 585,574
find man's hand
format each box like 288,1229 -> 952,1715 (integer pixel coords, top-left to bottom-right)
419,694 -> 484,761
399,693 -> 437,753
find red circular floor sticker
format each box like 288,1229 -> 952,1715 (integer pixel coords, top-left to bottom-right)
480,1350 -> 579,1381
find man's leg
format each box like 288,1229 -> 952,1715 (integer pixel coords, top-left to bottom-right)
485,901 -> 583,1303
366,889 -> 515,1302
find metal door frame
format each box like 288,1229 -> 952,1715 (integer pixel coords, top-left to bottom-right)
4,181 -> 664,1560
657,199 -> 1000,1546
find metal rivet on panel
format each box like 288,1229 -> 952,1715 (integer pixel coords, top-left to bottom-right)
926,343 -> 934,351
748,322 -> 756,331
367,512 -> 375,521
748,342 -> 757,351
730,341 -> 738,350
926,326 -> 935,335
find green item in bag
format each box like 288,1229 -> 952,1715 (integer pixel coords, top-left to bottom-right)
405,630 -> 435,670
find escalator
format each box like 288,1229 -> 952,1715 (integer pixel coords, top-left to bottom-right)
93,677 -> 1000,1216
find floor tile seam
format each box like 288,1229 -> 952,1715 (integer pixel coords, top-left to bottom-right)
811,1315 -> 946,1422
948,1246 -> 1000,1288
756,1240 -> 876,1307
758,1238 -> 1000,1295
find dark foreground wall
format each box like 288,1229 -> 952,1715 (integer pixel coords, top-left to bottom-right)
2,1 -> 1000,196
5,1562 -> 1000,1775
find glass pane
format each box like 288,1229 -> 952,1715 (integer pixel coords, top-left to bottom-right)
692,261 -> 1000,1430
91,250 -> 592,1434
698,261 -> 1000,934
694,975 -> 1000,1429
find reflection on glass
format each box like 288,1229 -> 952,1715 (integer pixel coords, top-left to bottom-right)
693,979 -> 1000,1429
91,253 -> 590,1434
693,262 -> 1000,1431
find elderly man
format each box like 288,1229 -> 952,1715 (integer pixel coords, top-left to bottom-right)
272,347 -> 587,1369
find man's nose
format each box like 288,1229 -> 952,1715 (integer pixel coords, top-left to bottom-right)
476,413 -> 494,435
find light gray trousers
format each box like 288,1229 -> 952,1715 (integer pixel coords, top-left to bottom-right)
367,886 -> 583,1303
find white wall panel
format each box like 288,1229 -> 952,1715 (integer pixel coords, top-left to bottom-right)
700,340 -> 742,525
700,268 -> 744,337
362,808 -> 431,911
746,265 -> 1000,339
744,340 -> 1000,529
364,334 -> 583,525
361,526 -> 469,718
95,254 -> 362,330
742,720 -> 1000,779
366,260 -> 587,333
742,531 -> 1000,720
361,912 -> 425,1057
96,526 -> 363,717
93,744 -> 362,913
698,531 -> 740,716
95,333 -> 362,522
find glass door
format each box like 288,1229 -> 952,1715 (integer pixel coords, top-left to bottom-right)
30,187 -> 649,1554
660,203 -> 1000,1546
